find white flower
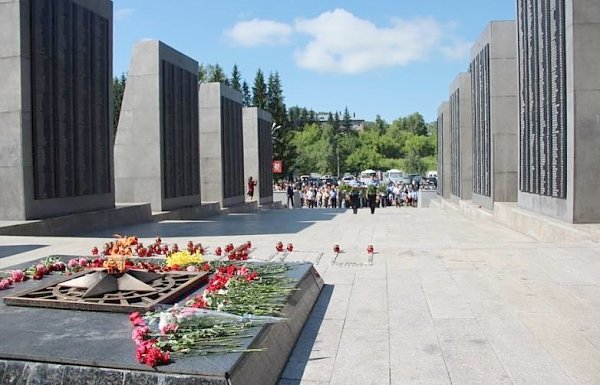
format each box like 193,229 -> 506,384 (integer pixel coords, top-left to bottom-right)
158,312 -> 175,332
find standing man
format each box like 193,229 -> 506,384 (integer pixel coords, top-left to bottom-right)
286,184 -> 295,208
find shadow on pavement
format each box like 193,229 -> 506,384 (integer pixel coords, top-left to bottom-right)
80,209 -> 347,238
0,245 -> 48,260
279,284 -> 334,382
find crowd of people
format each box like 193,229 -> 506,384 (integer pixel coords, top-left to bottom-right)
273,178 -> 424,209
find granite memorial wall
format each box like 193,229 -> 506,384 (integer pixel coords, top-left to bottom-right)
199,83 -> 245,207
0,0 -> 114,220
470,21 -> 518,210
517,0 -> 600,222
449,73 -> 473,202
436,102 -> 451,198
518,0 -> 567,199
243,107 -> 273,205
114,40 -> 200,212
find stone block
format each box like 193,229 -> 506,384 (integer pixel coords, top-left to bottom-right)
490,95 -> 519,135
571,23 -> 600,91
490,59 -> 519,97
492,133 -> 518,173
114,40 -> 200,212
0,57 -> 23,113
0,2 -> 21,58
570,0 -> 600,25
490,21 -> 517,59
0,0 -> 115,220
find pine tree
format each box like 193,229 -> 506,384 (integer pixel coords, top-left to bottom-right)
113,73 -> 127,140
267,72 -> 287,129
252,69 -> 267,109
242,81 -> 252,107
231,64 -> 242,92
209,63 -> 228,84
342,107 -> 352,132
198,64 -> 208,84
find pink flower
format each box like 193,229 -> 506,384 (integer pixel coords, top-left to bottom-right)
129,312 -> 146,327
11,270 -> 25,282
0,279 -> 11,290
67,259 -> 79,268
131,325 -> 150,344
53,262 -> 66,271
136,340 -> 170,367
36,264 -> 47,276
186,265 -> 198,272
159,323 -> 178,335
78,257 -> 88,267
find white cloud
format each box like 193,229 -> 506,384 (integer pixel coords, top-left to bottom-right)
440,37 -> 473,60
293,9 -> 443,74
223,9 -> 472,74
115,8 -> 134,21
224,19 -> 293,47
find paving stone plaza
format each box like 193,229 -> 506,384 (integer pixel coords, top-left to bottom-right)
1,207 -> 600,384
2,0 -> 600,383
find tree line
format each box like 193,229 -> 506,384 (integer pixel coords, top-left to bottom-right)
113,64 -> 437,178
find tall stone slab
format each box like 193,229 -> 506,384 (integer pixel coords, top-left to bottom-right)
449,73 -> 473,203
437,102 -> 451,199
199,83 -> 245,207
114,40 -> 200,212
470,21 -> 519,210
0,0 -> 114,220
517,0 -> 600,223
243,107 -> 273,205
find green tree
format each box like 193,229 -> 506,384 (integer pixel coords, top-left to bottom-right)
230,64 -> 242,92
267,71 -> 287,129
342,107 -> 352,132
242,81 -> 251,106
374,114 -> 386,135
208,63 -> 228,84
113,72 -> 127,140
198,64 -> 209,84
252,69 -> 267,109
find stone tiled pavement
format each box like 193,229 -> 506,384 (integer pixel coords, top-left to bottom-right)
1,205 -> 600,384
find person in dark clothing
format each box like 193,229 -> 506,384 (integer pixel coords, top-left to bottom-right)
350,187 -> 360,214
367,187 -> 378,214
286,184 -> 294,208
247,177 -> 257,200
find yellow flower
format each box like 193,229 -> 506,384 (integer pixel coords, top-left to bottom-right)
166,250 -> 203,267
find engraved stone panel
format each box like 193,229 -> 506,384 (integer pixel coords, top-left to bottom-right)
437,112 -> 443,196
221,97 -> 244,199
450,89 -> 461,197
161,60 -> 200,199
30,0 -> 111,200
258,117 -> 273,199
517,0 -> 567,198
471,44 -> 491,197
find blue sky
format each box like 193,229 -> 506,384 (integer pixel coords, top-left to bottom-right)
113,1 -> 516,123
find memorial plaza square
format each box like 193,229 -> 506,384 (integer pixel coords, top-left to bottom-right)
1,206 -> 600,384
2,0 -> 600,383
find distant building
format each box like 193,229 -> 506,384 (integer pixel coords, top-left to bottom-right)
316,112 -> 365,131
